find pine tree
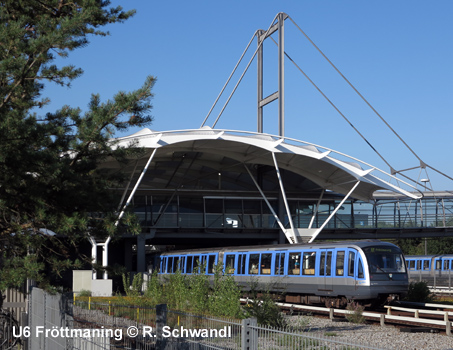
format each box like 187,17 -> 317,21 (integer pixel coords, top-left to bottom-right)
0,0 -> 155,290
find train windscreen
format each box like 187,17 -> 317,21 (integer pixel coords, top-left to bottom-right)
362,246 -> 406,274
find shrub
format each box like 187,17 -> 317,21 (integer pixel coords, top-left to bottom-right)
122,273 -> 143,297
244,279 -> 286,327
208,263 -> 243,318
405,281 -> 433,303
345,302 -> 366,324
144,271 -> 164,304
78,289 -> 92,297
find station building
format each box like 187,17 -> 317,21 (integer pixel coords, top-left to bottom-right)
92,127 -> 421,286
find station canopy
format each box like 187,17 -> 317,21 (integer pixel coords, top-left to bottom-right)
102,127 -> 420,202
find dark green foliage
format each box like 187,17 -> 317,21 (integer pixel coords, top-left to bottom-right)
0,1 -> 155,290
142,265 -> 243,319
244,279 -> 286,327
405,281 -> 433,303
394,237 -> 453,256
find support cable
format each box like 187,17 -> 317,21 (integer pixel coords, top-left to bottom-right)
288,15 -> 453,183
201,32 -> 257,128
287,16 -> 423,164
267,36 -> 394,172
210,14 -> 280,128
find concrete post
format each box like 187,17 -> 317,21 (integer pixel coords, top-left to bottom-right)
156,304 -> 168,350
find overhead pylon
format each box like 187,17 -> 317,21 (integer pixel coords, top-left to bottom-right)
257,12 -> 288,137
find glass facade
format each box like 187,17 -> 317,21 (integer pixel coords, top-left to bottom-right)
131,195 -> 453,230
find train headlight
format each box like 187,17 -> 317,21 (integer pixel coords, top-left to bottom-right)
389,274 -> 393,280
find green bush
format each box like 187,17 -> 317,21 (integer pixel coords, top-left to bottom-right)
345,302 -> 366,324
405,281 -> 433,303
78,289 -> 91,297
208,263 -> 243,318
244,279 -> 286,327
122,273 -> 143,297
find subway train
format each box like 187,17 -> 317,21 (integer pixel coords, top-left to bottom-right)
156,240 -> 408,308
405,254 -> 453,286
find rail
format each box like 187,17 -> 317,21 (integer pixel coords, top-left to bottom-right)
275,302 -> 453,335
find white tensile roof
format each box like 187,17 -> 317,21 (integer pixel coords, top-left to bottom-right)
109,127 -> 421,202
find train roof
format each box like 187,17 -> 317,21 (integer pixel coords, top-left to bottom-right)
159,240 -> 400,256
405,255 -> 453,259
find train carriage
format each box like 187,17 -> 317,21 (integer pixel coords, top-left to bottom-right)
156,240 -> 408,308
405,254 -> 453,287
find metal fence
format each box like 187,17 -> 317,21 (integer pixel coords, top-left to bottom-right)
27,288 -> 387,350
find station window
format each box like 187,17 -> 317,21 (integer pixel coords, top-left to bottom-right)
288,252 -> 301,275
275,252 -> 285,275
225,254 -> 235,274
336,251 -> 345,276
249,254 -> 260,274
260,253 -> 272,275
303,252 -> 316,275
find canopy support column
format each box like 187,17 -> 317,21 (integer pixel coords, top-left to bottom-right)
307,181 -> 361,243
244,164 -> 296,244
100,148 -> 157,280
272,152 -> 297,243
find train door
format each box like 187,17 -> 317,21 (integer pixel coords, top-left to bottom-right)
319,249 -> 334,291
347,250 -> 365,290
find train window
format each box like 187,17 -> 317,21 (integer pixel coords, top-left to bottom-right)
358,259 -> 364,278
161,257 -> 167,273
444,260 -> 451,270
408,260 -> 415,270
249,254 -> 260,274
436,260 -> 442,270
423,260 -> 430,271
417,260 -> 421,270
186,256 -> 193,273
326,252 -> 332,276
225,254 -> 235,274
275,252 -> 285,275
237,254 -> 247,275
320,252 -> 326,276
348,252 -> 355,277
193,255 -> 204,273
260,253 -> 272,275
336,251 -> 345,276
288,253 -> 301,275
303,252 -> 316,275
207,255 -> 216,274
172,258 -> 178,273
167,257 -> 175,273
179,257 -> 186,273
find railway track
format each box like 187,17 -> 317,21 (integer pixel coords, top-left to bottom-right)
272,301 -> 453,334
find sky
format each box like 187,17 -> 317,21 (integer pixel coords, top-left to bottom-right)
39,0 -> 453,191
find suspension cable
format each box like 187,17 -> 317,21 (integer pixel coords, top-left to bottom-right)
210,13 -> 280,128
267,36 -> 395,172
287,16 -> 424,163
201,32 -> 257,128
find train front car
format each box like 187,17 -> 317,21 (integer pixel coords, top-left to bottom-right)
357,242 -> 408,306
